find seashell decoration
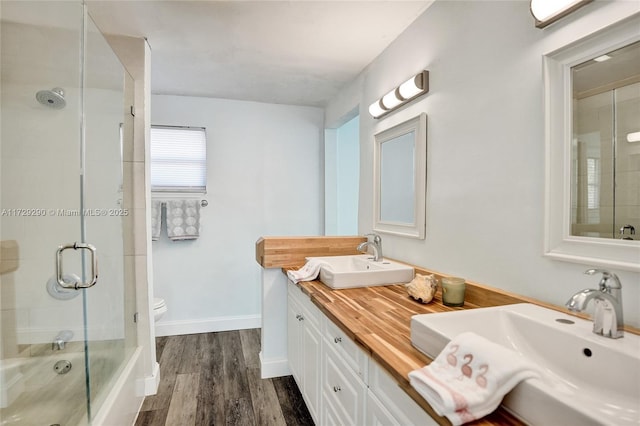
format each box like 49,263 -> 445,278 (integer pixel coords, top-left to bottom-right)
406,273 -> 438,304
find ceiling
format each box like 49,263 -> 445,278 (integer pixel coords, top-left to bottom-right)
86,1 -> 433,107
573,40 -> 640,98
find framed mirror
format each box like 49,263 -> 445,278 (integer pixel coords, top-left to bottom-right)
373,113 -> 427,239
544,15 -> 640,271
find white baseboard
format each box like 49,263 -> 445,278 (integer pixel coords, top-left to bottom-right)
259,351 -> 290,379
154,314 -> 261,337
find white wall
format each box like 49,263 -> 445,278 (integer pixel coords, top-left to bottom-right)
325,115 -> 360,235
326,1 -> 640,327
336,116 -> 360,235
324,128 -> 338,233
151,95 -> 323,335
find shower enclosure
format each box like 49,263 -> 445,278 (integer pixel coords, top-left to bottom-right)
571,41 -> 640,240
1,1 -> 138,424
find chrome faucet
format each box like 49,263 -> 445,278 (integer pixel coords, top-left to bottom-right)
52,330 -> 73,350
566,269 -> 624,339
619,224 -> 635,240
357,233 -> 383,261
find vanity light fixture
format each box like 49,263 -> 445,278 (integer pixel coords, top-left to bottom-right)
368,70 -> 429,119
627,131 -> 640,143
530,0 -> 592,28
593,54 -> 612,62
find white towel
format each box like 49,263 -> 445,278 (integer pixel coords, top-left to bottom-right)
166,199 -> 201,241
409,332 -> 539,425
287,259 -> 326,284
151,200 -> 163,241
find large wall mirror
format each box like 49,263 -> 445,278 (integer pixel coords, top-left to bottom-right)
373,113 -> 427,239
544,15 -> 640,271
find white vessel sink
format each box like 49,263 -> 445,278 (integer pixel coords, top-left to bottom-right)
307,254 -> 414,289
410,303 -> 640,426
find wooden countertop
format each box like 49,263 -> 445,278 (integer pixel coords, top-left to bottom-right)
288,273 -> 526,426
263,237 -> 638,425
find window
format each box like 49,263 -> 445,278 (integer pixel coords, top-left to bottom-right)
586,157 -> 600,225
586,157 -> 599,210
150,125 -> 207,193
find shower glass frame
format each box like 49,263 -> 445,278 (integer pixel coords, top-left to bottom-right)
0,1 -> 136,424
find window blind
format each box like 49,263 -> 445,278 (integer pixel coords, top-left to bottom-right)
586,157 -> 599,210
150,125 -> 207,192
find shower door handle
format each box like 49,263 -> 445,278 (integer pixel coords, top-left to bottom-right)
56,242 -> 99,289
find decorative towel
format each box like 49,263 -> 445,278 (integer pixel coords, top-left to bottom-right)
166,199 -> 201,241
287,259 -> 327,284
151,200 -> 163,241
409,332 -> 540,425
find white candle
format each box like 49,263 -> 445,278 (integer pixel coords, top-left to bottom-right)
441,277 -> 466,307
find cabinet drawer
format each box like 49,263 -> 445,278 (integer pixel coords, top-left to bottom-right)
287,281 -> 321,329
323,342 -> 366,426
324,317 -> 368,381
368,359 -> 437,426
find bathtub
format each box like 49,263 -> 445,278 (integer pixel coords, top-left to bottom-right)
0,347 -> 120,426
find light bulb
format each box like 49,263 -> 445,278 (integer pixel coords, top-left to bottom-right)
398,74 -> 423,100
627,131 -> 640,143
368,100 -> 387,118
381,89 -> 402,110
593,55 -> 611,62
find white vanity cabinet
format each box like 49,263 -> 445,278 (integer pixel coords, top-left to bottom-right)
287,280 -> 437,426
287,283 -> 322,423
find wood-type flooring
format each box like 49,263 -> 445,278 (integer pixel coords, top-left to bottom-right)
135,329 -> 313,426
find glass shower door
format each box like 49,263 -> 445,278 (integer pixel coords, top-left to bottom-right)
571,41 -> 640,240
613,82 -> 640,240
572,82 -> 640,239
1,1 -> 88,424
0,2 -> 134,424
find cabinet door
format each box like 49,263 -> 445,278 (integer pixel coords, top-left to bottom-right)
302,320 -> 322,422
287,294 -> 302,383
368,359 -> 438,426
366,390 -> 401,426
288,284 -> 323,424
323,343 -> 366,425
323,393 -> 345,426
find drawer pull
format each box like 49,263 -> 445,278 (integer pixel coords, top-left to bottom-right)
298,315 -> 304,321
333,386 -> 341,393
334,337 -> 342,343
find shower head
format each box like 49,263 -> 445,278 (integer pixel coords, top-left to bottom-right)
36,87 -> 66,109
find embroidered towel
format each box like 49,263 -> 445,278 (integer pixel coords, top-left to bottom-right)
286,259 -> 327,284
409,332 -> 539,425
166,199 -> 200,241
151,200 -> 163,241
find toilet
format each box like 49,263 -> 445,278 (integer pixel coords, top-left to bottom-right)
153,298 -> 167,322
